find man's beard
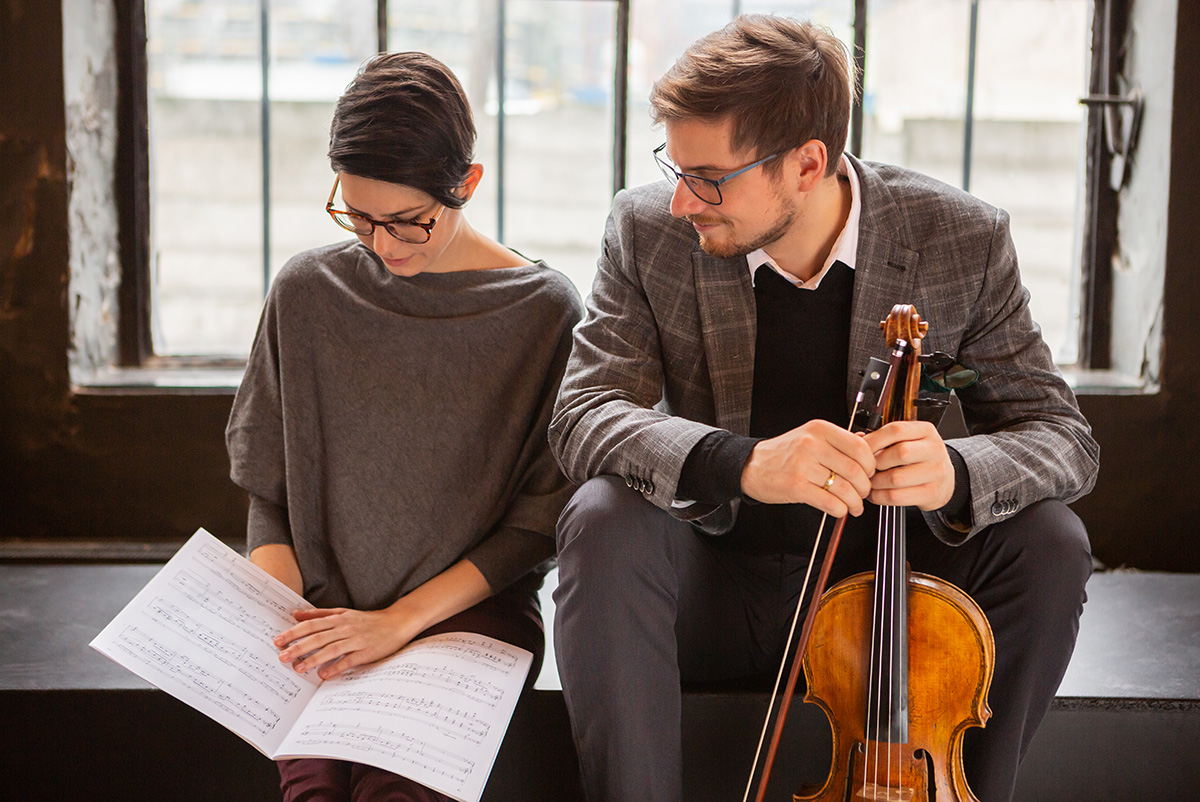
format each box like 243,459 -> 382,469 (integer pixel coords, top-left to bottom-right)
687,204 -> 797,259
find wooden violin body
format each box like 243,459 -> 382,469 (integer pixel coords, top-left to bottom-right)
748,305 -> 996,802
797,569 -> 994,802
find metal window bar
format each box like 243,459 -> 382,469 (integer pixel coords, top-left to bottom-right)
1078,0 -> 1130,370
497,0 -> 507,241
260,0 -> 271,299
115,0 -> 152,366
963,0 -> 979,192
851,0 -> 866,157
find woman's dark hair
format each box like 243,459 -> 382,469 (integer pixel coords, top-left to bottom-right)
329,52 -> 476,209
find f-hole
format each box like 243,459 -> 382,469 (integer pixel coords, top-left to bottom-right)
917,748 -> 936,799
844,742 -> 865,802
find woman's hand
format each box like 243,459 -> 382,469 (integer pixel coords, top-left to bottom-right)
273,559 -> 492,681
275,605 -> 424,680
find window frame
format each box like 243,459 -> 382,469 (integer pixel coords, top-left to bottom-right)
113,0 -> 1128,379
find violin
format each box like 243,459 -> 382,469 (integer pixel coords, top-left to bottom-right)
748,304 -> 995,802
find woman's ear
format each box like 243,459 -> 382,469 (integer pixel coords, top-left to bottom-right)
458,164 -> 484,202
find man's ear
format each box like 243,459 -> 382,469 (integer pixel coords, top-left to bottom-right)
458,164 -> 484,202
789,139 -> 829,193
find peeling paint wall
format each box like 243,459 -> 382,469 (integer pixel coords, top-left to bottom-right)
1110,0 -> 1175,384
62,0 -> 120,382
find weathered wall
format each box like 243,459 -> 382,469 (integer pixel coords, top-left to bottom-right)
1,1 -> 1199,567
1069,0 -> 1200,570
0,2 -> 246,547
63,0 -> 122,382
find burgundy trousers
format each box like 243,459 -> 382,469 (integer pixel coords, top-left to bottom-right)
276,578 -> 545,802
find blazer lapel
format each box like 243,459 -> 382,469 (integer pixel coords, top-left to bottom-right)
847,158 -> 920,410
693,249 -> 756,436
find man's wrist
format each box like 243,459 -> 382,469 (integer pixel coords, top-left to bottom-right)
676,431 -> 761,505
935,446 -> 972,527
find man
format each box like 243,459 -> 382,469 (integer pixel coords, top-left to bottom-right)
548,14 -> 1098,802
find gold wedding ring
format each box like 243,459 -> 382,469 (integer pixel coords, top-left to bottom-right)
822,470 -> 837,491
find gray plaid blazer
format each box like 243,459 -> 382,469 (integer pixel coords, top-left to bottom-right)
549,156 -> 1098,541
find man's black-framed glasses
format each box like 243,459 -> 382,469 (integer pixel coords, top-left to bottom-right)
326,176 -> 445,244
653,143 -> 781,206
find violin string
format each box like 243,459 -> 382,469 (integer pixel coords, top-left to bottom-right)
741,512 -> 829,802
876,504 -> 891,795
863,500 -> 880,797
887,504 -> 898,793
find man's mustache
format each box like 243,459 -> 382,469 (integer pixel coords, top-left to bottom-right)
684,215 -> 727,226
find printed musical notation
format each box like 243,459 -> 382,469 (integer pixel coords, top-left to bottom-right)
290,719 -> 475,789
91,529 -> 533,802
92,529 -> 320,756
112,624 -> 284,734
274,632 -> 532,801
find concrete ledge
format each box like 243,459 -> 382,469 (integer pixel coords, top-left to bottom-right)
3,564 -> 1199,800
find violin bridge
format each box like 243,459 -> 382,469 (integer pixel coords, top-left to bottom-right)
844,740 -> 929,802
855,782 -> 916,801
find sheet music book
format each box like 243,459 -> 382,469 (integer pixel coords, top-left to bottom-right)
90,529 -> 532,802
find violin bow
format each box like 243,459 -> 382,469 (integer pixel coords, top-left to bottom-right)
744,314 -> 916,802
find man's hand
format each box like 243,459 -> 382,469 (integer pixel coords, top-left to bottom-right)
862,420 -> 955,511
740,419 -> 875,518
275,605 -> 422,680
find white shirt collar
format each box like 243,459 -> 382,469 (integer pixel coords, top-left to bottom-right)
746,153 -> 861,290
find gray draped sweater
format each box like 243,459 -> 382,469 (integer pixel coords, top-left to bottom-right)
226,240 -> 583,611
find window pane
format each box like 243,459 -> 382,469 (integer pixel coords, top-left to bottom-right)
389,1 -> 617,297
626,1 -> 741,191
970,0 -> 1089,363
147,0 -> 374,356
267,2 -> 376,291
863,0 -> 1089,363
147,0 -> 265,355
861,0 -> 973,179
387,1 -> 501,240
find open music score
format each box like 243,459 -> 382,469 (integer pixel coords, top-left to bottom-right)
90,529 -> 532,802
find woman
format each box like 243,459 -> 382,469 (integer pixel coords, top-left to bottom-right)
226,51 -> 582,800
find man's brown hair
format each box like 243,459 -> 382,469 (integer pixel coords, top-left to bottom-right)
649,15 -> 857,177
329,52 -> 476,209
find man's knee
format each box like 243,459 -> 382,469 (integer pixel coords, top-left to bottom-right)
556,475 -> 679,570
1004,499 -> 1090,562
992,498 -> 1092,602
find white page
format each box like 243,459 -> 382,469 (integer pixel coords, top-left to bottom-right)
276,632 -> 532,802
90,528 -> 320,756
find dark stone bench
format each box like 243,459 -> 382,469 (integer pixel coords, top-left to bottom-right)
2,563 -> 1198,800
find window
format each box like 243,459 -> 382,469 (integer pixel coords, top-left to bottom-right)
136,0 -> 628,357
104,0 -> 1138,378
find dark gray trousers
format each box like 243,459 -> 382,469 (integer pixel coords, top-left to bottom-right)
553,475 -> 1091,802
